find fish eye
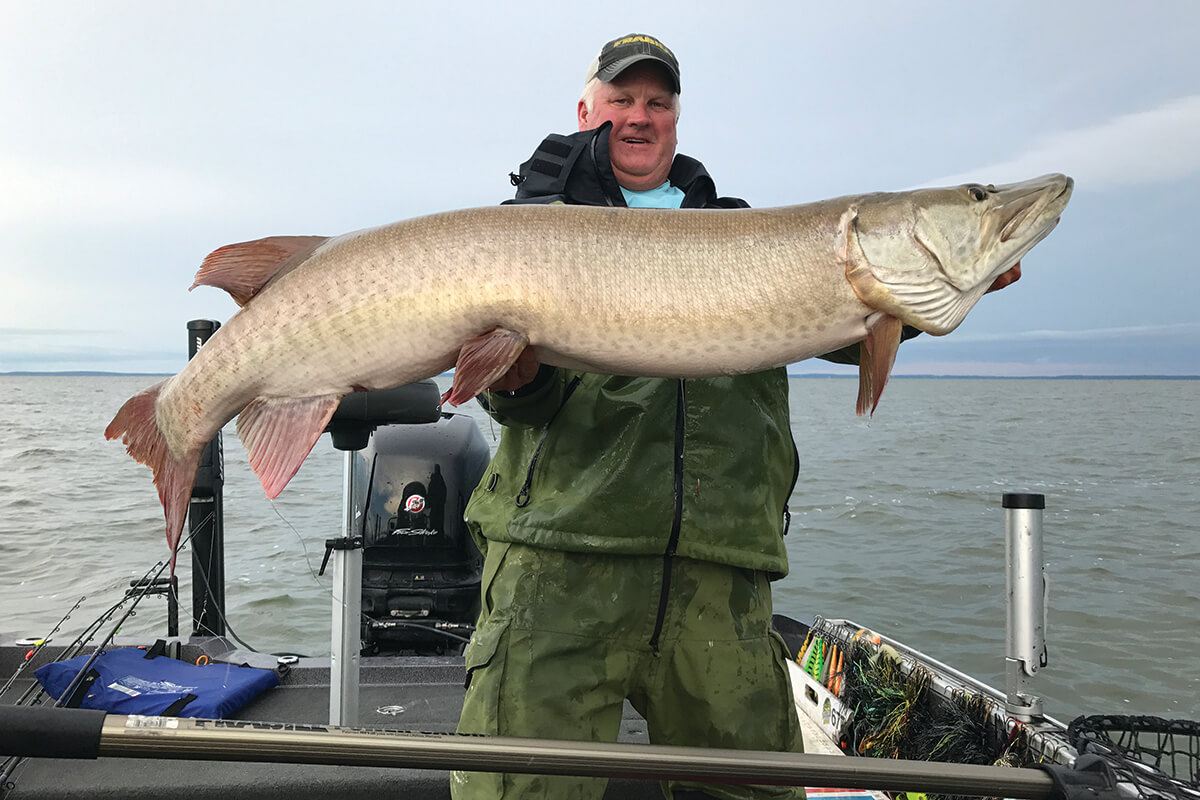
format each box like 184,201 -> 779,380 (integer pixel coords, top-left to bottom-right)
968,185 -> 987,202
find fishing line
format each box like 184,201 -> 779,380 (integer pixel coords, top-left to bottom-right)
269,500 -> 332,596
180,501 -> 338,655
166,507 -> 267,654
186,541 -> 258,654
105,500 -> 340,656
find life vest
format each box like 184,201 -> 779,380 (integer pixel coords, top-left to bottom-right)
35,644 -> 279,718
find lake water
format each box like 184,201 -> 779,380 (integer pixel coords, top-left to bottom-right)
1,375 -> 1196,722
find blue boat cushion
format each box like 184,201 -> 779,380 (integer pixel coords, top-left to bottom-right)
35,647 -> 279,718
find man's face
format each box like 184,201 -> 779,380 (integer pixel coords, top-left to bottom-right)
577,62 -> 678,192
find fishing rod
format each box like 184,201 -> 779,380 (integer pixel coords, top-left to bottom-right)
4,559 -> 159,710
0,557 -> 175,794
0,590 -> 133,793
45,557 -> 174,714
0,595 -> 85,701
0,705 -> 1117,800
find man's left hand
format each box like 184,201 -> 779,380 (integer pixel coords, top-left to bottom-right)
986,262 -> 1021,293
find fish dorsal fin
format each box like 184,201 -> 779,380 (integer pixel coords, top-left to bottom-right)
190,235 -> 328,306
236,394 -> 343,498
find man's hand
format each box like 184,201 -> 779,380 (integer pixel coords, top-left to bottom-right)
986,262 -> 1021,293
488,348 -> 542,393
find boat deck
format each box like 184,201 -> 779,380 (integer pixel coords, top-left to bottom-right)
3,631 -> 849,799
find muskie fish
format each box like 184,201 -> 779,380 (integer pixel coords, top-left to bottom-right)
107,174 -> 1073,570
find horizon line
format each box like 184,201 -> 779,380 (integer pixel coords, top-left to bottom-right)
3,370 -> 1198,381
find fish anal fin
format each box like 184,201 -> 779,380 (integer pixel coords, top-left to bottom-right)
444,328 -> 530,406
236,394 -> 343,497
856,315 -> 904,416
105,380 -> 201,576
190,235 -> 328,306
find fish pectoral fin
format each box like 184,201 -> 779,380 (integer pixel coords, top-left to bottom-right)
190,235 -> 329,306
444,328 -> 530,406
236,394 -> 343,497
856,315 -> 904,416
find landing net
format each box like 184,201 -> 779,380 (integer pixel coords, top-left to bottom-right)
1068,715 -> 1200,800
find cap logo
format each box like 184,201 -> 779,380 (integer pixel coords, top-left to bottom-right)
404,495 -> 426,513
610,34 -> 673,58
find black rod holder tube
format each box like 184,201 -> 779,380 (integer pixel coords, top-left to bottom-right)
187,319 -> 225,637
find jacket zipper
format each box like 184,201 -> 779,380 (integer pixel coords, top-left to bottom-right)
649,379 -> 686,652
514,376 -> 583,507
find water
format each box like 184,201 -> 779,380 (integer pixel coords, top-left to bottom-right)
1,375 -> 1197,722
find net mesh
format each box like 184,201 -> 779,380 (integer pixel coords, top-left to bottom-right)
1068,715 -> 1200,800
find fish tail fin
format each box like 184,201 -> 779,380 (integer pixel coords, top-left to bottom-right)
856,315 -> 904,416
105,380 -> 200,575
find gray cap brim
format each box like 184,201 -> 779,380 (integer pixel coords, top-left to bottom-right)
595,55 -> 681,94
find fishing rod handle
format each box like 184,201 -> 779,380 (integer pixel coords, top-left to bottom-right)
0,704 -> 105,759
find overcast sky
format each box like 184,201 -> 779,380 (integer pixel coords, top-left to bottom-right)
2,1 -> 1198,376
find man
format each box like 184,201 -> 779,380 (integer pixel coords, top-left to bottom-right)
453,33 -> 1016,800
453,34 -> 803,800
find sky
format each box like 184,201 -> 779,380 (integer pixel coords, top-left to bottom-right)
2,1 -> 1198,376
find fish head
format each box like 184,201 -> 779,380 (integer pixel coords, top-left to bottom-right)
848,173 -> 1073,335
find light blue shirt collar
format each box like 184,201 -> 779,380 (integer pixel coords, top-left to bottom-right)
620,182 -> 685,209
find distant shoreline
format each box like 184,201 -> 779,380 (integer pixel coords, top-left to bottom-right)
786,373 -> 1200,380
1,371 -> 176,377
3,371 -> 1198,381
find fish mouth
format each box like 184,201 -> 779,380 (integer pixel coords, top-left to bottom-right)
995,174 -> 1073,243
999,199 -> 1036,243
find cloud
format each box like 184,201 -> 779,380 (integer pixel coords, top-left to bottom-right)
0,327 -> 113,336
940,322 -> 1200,344
0,155 -> 263,225
889,360 -> 1154,377
0,326 -> 182,373
922,95 -> 1200,189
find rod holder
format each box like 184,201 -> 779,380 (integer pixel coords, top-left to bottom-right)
329,449 -> 363,726
1004,492 -> 1047,721
187,320 -> 225,637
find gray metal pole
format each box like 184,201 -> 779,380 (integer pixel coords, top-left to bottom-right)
1004,492 -> 1047,721
86,715 -> 1062,799
329,450 -> 362,726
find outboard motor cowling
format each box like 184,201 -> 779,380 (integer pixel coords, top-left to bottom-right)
353,412 -> 489,655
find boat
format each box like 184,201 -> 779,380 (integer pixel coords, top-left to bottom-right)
2,321 -> 1197,800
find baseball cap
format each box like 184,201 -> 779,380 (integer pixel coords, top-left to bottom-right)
588,33 -> 681,94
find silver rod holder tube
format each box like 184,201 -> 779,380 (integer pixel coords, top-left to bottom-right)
1003,492 -> 1047,721
330,450 -> 363,726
